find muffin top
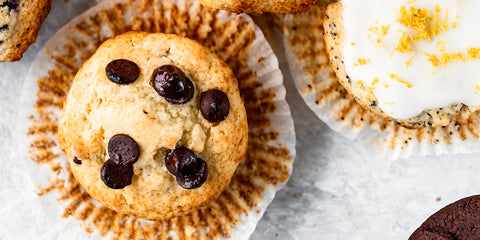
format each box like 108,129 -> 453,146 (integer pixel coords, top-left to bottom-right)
325,0 -> 480,127
200,0 -> 316,13
58,31 -> 248,220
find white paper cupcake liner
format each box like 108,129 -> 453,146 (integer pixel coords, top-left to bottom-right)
284,0 -> 480,160
17,0 -> 295,239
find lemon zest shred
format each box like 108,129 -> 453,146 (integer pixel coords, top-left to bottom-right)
440,52 -> 466,66
475,82 -> 480,95
468,48 -> 480,60
405,54 -> 415,68
437,40 -> 446,52
366,87 -> 374,95
397,6 -> 432,42
394,5 -> 454,55
388,73 -> 413,88
381,25 -> 390,36
357,79 -> 377,96
382,4 -> 464,69
353,58 -> 371,67
422,44 -> 480,68
395,30 -> 413,53
421,50 -> 440,68
385,111 -> 396,116
383,81 -> 390,88
368,23 -> 390,47
382,100 -> 396,105
364,77 -> 380,96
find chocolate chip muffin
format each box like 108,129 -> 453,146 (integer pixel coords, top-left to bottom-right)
0,0 -> 51,62
200,0 -> 316,13
410,195 -> 480,240
57,31 -> 248,220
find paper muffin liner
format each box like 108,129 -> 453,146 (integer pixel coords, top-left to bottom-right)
18,0 -> 295,239
284,0 -> 480,160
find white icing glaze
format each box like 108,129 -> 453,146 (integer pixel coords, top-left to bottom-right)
342,0 -> 480,119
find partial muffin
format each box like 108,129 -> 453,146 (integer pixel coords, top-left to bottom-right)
0,0 -> 51,62
410,195 -> 480,240
57,31 -> 248,220
200,0 -> 316,13
324,1 -> 480,128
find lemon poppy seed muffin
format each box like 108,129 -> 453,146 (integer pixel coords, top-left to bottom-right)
324,0 -> 480,128
57,31 -> 248,220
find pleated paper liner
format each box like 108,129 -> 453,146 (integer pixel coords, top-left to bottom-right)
19,0 -> 295,239
284,0 -> 480,160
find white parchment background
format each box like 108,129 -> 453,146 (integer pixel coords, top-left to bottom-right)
1,0 -> 480,239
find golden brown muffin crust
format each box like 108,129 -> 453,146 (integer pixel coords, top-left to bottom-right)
200,0 -> 317,13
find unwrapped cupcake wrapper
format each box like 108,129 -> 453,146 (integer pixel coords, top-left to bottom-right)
284,0 -> 480,160
18,0 -> 295,239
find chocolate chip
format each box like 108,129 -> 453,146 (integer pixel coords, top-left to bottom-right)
105,59 -> 140,85
165,147 -> 199,176
165,146 -> 208,189
108,134 -> 140,166
200,89 -> 230,122
100,159 -> 134,189
150,65 -> 194,104
0,24 -> 8,32
176,158 -> 208,189
73,157 -> 82,165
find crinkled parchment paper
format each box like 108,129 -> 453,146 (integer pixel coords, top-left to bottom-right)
16,0 -> 295,239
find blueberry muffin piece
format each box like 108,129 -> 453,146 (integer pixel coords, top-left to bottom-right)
58,32 -> 248,220
0,0 -> 51,62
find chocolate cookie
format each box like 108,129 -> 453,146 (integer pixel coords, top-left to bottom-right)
410,195 -> 480,240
